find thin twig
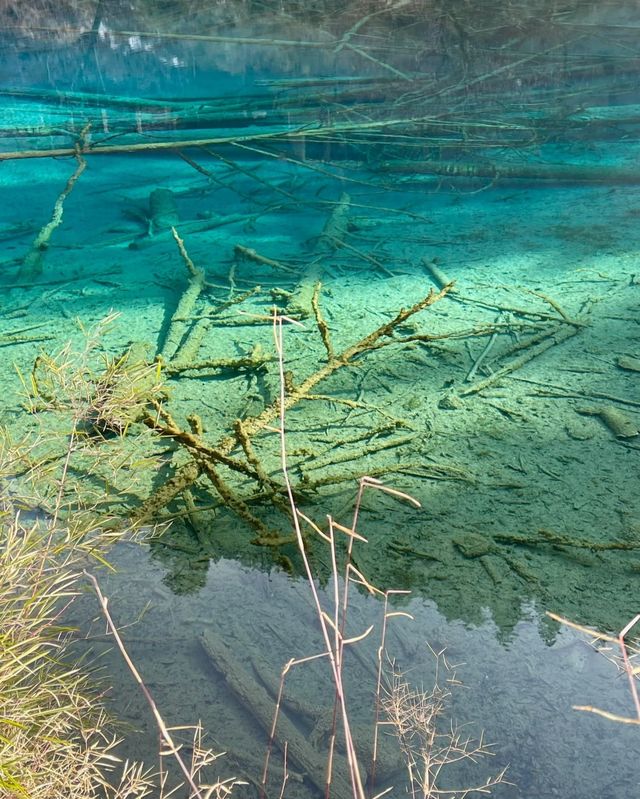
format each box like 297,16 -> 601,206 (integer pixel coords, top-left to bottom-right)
272,309 -> 366,799
83,570 -> 205,799
548,611 -> 640,724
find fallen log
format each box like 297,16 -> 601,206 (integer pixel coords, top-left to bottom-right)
198,629 -> 353,797
17,138 -> 87,279
287,192 -> 351,317
380,158 -> 640,184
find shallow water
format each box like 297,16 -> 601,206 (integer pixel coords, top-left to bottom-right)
67,541 -> 639,799
2,2 -> 640,797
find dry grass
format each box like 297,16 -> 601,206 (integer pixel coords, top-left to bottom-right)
380,649 -> 508,799
0,489 -> 150,798
0,317 -> 209,798
261,309 -> 508,799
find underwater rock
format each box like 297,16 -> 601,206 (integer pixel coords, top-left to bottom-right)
565,419 -> 595,440
438,392 -> 464,410
616,355 -> 640,373
453,532 -> 492,558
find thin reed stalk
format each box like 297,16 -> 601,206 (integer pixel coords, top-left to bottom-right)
548,611 -> 640,725
271,308 -> 366,799
370,590 -> 413,794
83,571 -> 206,799
268,308 -> 424,799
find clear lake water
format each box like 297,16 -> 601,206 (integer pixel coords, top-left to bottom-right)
1,3 -> 640,797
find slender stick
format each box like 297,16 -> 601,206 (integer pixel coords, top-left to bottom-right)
83,570 -> 204,799
369,590 -> 412,795
619,614 -> 640,720
548,611 -> 640,724
272,310 -> 365,799
23,24 -> 338,48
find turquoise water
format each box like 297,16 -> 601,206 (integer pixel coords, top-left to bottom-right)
2,3 -> 640,797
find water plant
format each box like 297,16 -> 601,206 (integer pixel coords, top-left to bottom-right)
380,650 -> 508,799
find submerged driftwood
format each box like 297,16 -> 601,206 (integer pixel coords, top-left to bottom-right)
288,192 -> 351,317
148,188 -> 179,234
158,228 -> 206,361
133,282 -> 452,539
199,628 -> 353,797
576,405 -> 639,439
17,130 -> 88,280
380,158 -> 640,184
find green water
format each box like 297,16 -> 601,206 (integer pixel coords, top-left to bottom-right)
2,2 -> 640,797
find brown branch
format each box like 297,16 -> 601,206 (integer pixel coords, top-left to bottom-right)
220,285 -> 451,453
311,282 -> 334,361
134,286 -> 451,528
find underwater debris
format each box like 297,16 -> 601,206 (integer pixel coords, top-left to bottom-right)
616,355 -> 640,373
288,191 -> 351,317
148,187 -> 179,234
576,405 -> 639,439
17,126 -> 89,280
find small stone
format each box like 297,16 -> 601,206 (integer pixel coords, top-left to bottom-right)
438,392 -> 464,410
453,532 -> 491,558
616,355 -> 640,373
565,420 -> 595,440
